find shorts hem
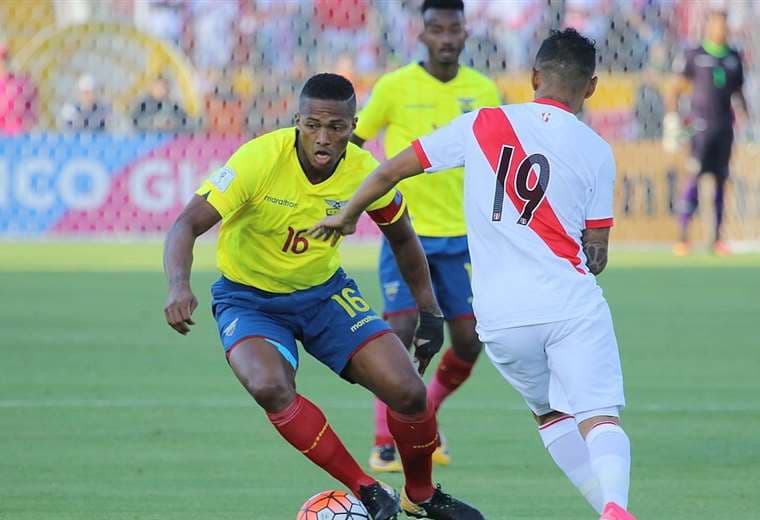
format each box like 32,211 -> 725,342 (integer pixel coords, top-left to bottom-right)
339,329 -> 395,382
225,335 -> 270,360
447,312 -> 475,322
347,329 -> 395,363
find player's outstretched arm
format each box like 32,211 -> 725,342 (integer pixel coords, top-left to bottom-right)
163,195 -> 221,335
309,147 -> 423,243
381,211 -> 444,374
581,227 -> 611,275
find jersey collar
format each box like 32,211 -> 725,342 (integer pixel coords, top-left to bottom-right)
416,61 -> 461,85
702,40 -> 730,58
533,97 -> 573,113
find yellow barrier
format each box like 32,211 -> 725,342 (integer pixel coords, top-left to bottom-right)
611,142 -> 760,243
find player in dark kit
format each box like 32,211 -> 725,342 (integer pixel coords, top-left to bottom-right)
666,10 -> 749,256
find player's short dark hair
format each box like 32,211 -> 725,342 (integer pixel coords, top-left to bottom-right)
299,73 -> 356,110
421,0 -> 464,14
534,28 -> 597,92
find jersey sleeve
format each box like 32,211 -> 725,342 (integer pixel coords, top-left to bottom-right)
585,147 -> 616,229
195,137 -> 274,218
354,76 -> 391,141
412,112 -> 473,173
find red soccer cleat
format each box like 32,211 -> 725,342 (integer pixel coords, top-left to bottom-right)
713,241 -> 732,256
600,502 -> 636,520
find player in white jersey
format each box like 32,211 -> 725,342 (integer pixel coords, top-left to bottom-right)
310,29 -> 635,520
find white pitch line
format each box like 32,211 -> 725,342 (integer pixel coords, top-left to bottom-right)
0,398 -> 759,412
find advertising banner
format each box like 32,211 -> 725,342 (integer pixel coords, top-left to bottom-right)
1,136 -> 758,243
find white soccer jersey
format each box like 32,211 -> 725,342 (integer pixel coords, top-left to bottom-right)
412,99 -> 616,333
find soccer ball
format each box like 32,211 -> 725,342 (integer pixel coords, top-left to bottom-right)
296,490 -> 370,519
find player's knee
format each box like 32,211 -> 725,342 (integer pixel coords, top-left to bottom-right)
246,378 -> 296,413
389,377 -> 427,415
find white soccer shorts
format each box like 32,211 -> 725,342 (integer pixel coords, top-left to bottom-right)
482,300 -> 625,418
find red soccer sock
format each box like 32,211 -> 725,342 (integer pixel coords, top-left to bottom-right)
427,347 -> 476,411
374,398 -> 394,447
268,394 -> 375,496
387,399 -> 437,503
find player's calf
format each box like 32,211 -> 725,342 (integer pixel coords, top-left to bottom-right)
230,338 -> 377,496
428,320 -> 480,411
536,411 -> 604,513
346,334 -> 439,503
578,410 -> 632,514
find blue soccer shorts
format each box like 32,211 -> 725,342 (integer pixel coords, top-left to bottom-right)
378,235 -> 474,321
210,269 -> 392,375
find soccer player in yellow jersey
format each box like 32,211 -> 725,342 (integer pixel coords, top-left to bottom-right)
163,74 -> 484,520
350,0 -> 501,472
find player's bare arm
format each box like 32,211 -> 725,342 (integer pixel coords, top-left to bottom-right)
582,227 -> 610,276
163,195 -> 221,334
309,147 -> 423,242
379,210 -> 445,374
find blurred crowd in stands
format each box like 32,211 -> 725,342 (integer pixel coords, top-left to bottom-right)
0,0 -> 757,140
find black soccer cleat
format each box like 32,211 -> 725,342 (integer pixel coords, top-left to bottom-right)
358,481 -> 401,520
400,484 -> 485,519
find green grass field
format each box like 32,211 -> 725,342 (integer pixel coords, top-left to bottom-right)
2,243 -> 759,519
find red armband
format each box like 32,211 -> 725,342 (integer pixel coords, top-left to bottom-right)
368,192 -> 405,225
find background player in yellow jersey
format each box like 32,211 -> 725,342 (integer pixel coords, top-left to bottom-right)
350,0 -> 501,472
163,73 -> 483,520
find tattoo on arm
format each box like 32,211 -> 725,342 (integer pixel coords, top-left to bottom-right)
582,227 -> 610,275
584,239 -> 608,275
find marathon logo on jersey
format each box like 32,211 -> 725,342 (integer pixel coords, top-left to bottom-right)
350,315 -> 381,333
458,97 -> 475,113
324,199 -> 348,216
264,195 -> 297,208
210,166 -> 235,192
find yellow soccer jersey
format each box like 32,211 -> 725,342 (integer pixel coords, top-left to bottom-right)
355,63 -> 500,237
196,128 -> 406,293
